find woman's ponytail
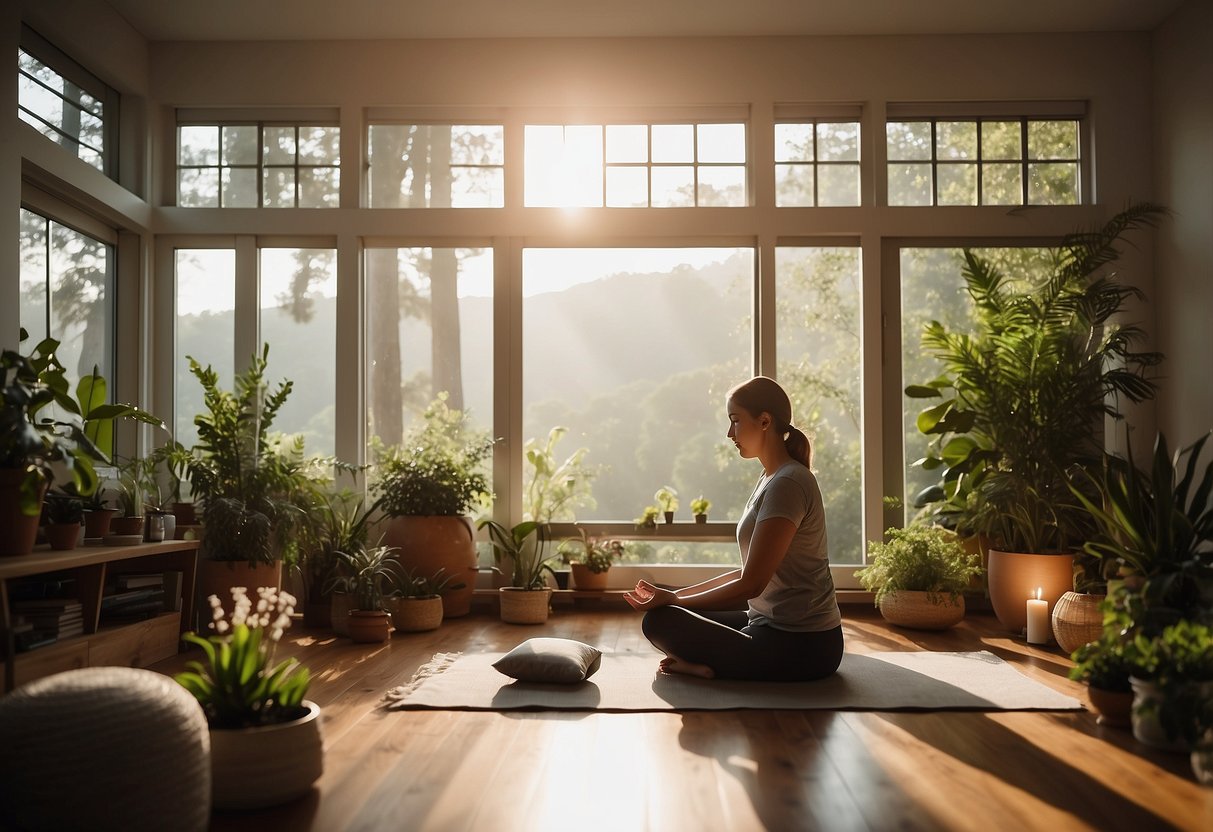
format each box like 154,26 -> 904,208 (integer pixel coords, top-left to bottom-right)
784,424 -> 812,468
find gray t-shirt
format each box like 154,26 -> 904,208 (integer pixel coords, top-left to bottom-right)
737,461 -> 842,632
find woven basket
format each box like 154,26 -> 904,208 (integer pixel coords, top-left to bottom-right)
388,596 -> 444,632
499,587 -> 552,624
878,590 -> 965,630
1051,591 -> 1105,654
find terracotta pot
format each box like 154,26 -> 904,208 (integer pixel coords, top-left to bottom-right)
83,508 -> 117,539
109,515 -> 145,537
195,559 -> 283,628
499,587 -> 552,624
377,515 -> 477,618
209,700 -> 324,810
985,549 -> 1073,634
570,563 -> 610,591
44,522 -> 82,551
386,596 -> 443,632
347,609 -> 392,643
173,502 -> 198,526
1051,591 -> 1106,654
878,590 -> 965,630
0,470 -> 46,557
1088,685 -> 1133,728
330,592 -> 351,637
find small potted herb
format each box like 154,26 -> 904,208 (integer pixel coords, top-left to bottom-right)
634,505 -> 659,529
333,544 -> 402,643
1068,630 -> 1133,727
690,495 -> 711,523
43,492 -> 84,550
480,519 -> 562,624
559,528 -> 623,591
654,486 -> 679,523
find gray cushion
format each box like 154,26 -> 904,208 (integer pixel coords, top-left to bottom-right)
491,637 -> 603,683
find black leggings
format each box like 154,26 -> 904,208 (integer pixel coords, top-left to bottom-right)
641,607 -> 844,682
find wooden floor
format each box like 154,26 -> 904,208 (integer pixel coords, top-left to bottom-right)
148,602 -> 1213,832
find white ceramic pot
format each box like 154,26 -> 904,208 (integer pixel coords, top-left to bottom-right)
209,700 -> 324,810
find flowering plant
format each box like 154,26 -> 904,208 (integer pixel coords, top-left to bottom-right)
175,586 -> 311,729
559,528 -> 624,574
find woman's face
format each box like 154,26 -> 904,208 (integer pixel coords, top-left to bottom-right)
726,397 -> 767,459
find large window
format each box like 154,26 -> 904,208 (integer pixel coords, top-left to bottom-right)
525,123 -> 747,207
177,124 -> 341,208
364,247 -> 494,450
776,246 -> 863,563
367,124 -> 504,208
887,118 -> 1082,206
17,29 -> 116,177
18,206 -> 114,394
174,249 -> 236,445
521,248 -> 752,562
775,122 -> 862,207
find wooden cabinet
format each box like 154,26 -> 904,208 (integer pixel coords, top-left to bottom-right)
0,540 -> 199,692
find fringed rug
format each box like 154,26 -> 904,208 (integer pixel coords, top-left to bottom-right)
383,650 -> 1082,712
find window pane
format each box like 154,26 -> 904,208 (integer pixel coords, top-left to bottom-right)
523,125 -> 565,207
563,125 -> 604,207
818,164 -> 861,207
179,126 -> 219,166
263,168 -> 295,207
298,126 -> 340,164
606,166 -> 649,207
18,48 -> 106,172
451,166 -> 505,208
888,163 -> 932,206
899,247 -> 1053,521
981,121 -> 1021,160
818,122 -> 859,162
263,126 -> 296,165
221,167 -> 258,208
776,246 -> 862,564
1028,120 -> 1078,160
697,123 -> 745,163
19,209 -> 48,345
775,124 -> 814,162
937,121 -> 976,160
775,163 -> 814,207
178,168 -> 219,207
222,126 -> 258,165
1028,162 -> 1080,205
259,248 -> 337,456
49,221 -> 113,384
652,124 -> 694,162
651,165 -> 695,207
697,165 -> 745,207
886,121 -> 931,161
937,163 -> 977,206
450,125 -> 504,165
365,248 -> 494,448
175,249 -> 236,446
298,167 -> 340,208
982,163 -> 1022,205
522,248 -> 751,535
606,124 -> 648,163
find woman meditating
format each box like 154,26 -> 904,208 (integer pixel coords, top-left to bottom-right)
623,376 -> 844,681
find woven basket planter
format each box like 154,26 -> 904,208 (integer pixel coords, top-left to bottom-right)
878,590 -> 965,630
210,700 -> 324,810
387,596 -> 444,632
499,587 -> 552,624
1051,591 -> 1106,655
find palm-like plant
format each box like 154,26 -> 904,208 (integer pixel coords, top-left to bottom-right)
906,203 -> 1167,556
479,519 -> 560,589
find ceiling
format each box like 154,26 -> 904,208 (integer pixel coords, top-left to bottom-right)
102,0 -> 1187,42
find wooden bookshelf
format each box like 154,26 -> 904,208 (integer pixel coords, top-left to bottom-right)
0,539 -> 199,692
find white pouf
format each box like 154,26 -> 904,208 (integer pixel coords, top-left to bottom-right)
0,666 -> 211,832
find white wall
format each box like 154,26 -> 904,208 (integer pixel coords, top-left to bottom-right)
1153,0 -> 1213,446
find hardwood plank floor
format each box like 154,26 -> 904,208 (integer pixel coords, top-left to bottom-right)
148,604 -> 1213,832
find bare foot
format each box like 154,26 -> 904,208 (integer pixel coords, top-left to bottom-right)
658,656 -> 715,679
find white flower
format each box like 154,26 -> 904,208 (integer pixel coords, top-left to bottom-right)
270,627 -> 284,642
214,619 -> 229,634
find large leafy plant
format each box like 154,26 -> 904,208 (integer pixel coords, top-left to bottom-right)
522,426 -> 597,522
371,393 -> 494,517
175,586 -> 310,730
906,203 -> 1166,556
854,525 -> 983,606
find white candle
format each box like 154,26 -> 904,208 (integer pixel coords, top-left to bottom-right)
1026,588 -> 1049,644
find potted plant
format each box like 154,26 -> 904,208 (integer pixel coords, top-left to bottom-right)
1068,628 -> 1134,727
175,345 -> 327,611
854,525 -> 983,630
654,486 -> 679,523
299,488 -> 377,628
905,204 -> 1167,633
155,440 -> 198,527
333,544 -> 402,643
479,519 -> 561,624
691,495 -> 711,523
1,334 -> 108,556
386,567 -> 463,633
110,455 -> 146,539
634,505 -> 659,529
559,528 -> 623,591
42,492 -> 83,551
371,393 -> 493,619
174,586 -> 322,810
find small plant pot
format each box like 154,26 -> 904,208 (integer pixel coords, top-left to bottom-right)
209,700 -> 323,810
552,570 -> 571,590
663,511 -> 675,524
347,609 -> 393,643
694,514 -> 707,524
45,522 -> 82,551
570,563 -> 609,591
110,515 -> 145,537
83,508 -> 117,539
387,596 -> 443,632
499,587 -> 552,624
173,502 -> 198,526
1087,685 -> 1133,728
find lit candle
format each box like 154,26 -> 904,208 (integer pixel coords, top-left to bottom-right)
1026,588 -> 1049,644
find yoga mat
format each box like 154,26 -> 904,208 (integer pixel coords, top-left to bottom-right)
383,650 -> 1083,712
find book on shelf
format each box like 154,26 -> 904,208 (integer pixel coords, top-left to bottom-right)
113,572 -> 164,591
101,588 -> 163,608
